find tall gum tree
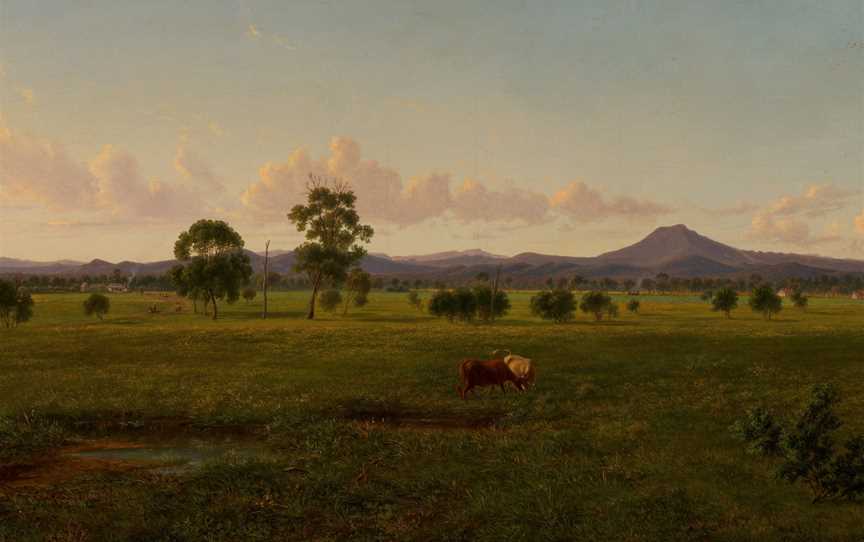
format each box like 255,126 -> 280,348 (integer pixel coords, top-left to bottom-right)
171,219 -> 253,320
288,176 -> 374,319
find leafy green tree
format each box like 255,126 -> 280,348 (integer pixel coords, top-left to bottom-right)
407,290 -> 423,311
606,302 -> 619,320
701,290 -> 714,303
749,285 -> 783,320
711,287 -> 739,318
791,290 -> 809,311
83,293 -> 110,320
0,281 -> 34,328
579,291 -> 613,321
428,288 -> 477,322
530,289 -> 576,323
242,287 -> 257,303
732,384 -> 864,503
626,299 -> 640,314
172,219 -> 253,320
318,289 -> 342,313
342,268 -> 372,315
428,290 -> 458,322
288,176 -> 374,319
473,284 -> 510,322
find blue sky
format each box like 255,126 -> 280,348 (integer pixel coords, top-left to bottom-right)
1,0 -> 862,261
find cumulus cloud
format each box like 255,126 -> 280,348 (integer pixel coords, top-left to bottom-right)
241,136 -> 545,226
0,122 -> 209,223
0,124 -> 95,209
174,144 -> 224,192
746,184 -> 858,247
855,209 -> 864,235
451,179 -> 549,224
549,181 -> 673,222
765,183 -> 857,218
90,145 -> 203,220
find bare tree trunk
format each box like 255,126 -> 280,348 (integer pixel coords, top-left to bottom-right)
210,290 -> 218,320
307,274 -> 321,319
263,240 -> 270,319
490,264 -> 502,323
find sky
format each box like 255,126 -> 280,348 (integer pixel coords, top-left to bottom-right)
1,0 -> 862,262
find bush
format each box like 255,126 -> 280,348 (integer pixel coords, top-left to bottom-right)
606,303 -> 619,319
0,281 -> 34,328
242,287 -> 257,303
318,289 -> 342,312
732,384 -> 864,503
428,288 -> 478,322
530,289 -> 575,323
83,293 -> 110,320
711,287 -> 739,318
473,285 -> 510,322
407,290 -> 423,311
749,285 -> 782,320
626,299 -> 640,313
579,291 -> 613,321
791,290 -> 808,310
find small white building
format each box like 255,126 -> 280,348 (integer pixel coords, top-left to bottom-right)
106,283 -> 127,293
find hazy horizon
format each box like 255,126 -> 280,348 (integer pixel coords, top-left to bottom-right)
2,1 -> 863,262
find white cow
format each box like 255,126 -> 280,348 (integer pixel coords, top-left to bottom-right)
491,349 -> 536,390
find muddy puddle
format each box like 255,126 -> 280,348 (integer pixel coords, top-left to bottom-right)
1,435 -> 272,489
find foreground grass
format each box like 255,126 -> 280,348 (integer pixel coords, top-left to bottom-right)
0,291 -> 862,541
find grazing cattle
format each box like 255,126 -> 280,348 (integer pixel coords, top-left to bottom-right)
457,358 -> 520,400
491,349 -> 536,390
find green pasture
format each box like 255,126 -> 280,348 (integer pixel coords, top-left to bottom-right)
1,291 -> 862,541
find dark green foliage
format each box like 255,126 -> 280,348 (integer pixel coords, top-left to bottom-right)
530,289 -> 575,323
733,384 -> 864,503
731,406 -> 783,456
83,293 -> 110,320
701,290 -> 714,303
0,281 -> 34,328
711,287 -> 739,318
606,302 -> 619,319
749,285 -> 783,320
242,287 -> 257,303
473,284 -> 510,322
318,289 -> 342,312
407,290 -> 423,310
427,288 -> 477,322
791,290 -> 809,310
342,268 -> 372,315
626,299 -> 640,313
287,177 -> 374,319
172,219 -> 253,320
579,291 -> 613,321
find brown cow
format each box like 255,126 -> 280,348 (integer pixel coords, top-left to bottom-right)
456,358 -> 520,400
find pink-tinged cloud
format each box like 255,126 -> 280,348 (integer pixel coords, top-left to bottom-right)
855,209 -> 864,235
451,179 -> 549,224
241,136 -> 548,226
0,124 -> 95,209
0,121 -> 211,223
549,181 -> 673,222
174,144 -> 224,192
766,183 -> 857,218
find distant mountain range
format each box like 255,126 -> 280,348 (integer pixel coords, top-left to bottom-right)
3,225 -> 864,280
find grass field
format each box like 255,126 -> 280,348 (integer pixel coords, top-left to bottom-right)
1,291 -> 863,541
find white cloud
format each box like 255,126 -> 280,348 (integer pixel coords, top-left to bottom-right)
174,143 -> 224,193
550,181 -> 673,222
241,136 -> 546,226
